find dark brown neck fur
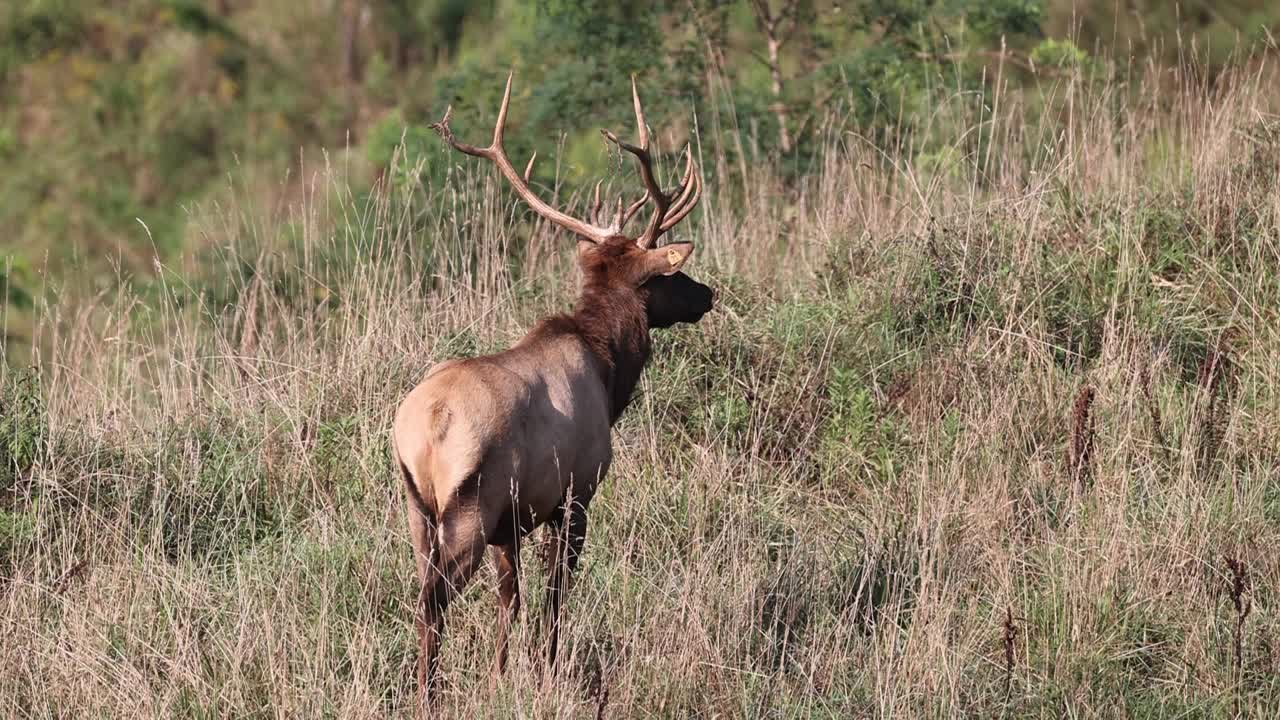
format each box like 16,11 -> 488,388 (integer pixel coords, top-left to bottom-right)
569,278 -> 651,424
525,243 -> 653,424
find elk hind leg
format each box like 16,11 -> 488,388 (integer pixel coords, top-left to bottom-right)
402,461 -> 438,698
416,505 -> 487,712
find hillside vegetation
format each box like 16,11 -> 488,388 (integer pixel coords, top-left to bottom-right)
5,43 -> 1280,716
4,0 -> 1280,350
4,1 -> 1280,718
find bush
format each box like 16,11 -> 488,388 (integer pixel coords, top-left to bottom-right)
0,368 -> 46,495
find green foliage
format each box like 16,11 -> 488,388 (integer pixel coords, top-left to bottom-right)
166,0 -> 238,39
1038,242 -> 1111,368
813,0 -> 1045,154
0,0 -> 85,77
0,368 -> 46,494
364,109 -> 436,175
968,0 -> 1045,41
1063,0 -> 1280,69
823,44 -> 939,140
1,258 -> 34,312
135,412 -> 283,562
1031,37 -> 1090,68
312,414 -> 374,508
0,123 -> 14,157
6,0 -> 1279,351
821,366 -> 903,486
891,224 -> 1011,342
0,505 -> 36,571
527,0 -> 662,67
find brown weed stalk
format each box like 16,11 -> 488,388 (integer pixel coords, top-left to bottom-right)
1068,385 -> 1096,493
1003,606 -> 1018,701
1225,555 -> 1252,716
594,678 -> 611,720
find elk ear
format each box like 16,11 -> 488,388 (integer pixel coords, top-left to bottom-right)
639,242 -> 694,281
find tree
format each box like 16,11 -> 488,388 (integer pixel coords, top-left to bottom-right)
747,0 -> 805,152
342,0 -> 364,85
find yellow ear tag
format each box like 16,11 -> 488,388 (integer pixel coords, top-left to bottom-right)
666,248 -> 683,267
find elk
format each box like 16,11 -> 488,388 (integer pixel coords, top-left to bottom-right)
391,72 -> 710,710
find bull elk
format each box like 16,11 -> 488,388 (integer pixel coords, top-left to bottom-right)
392,72 -> 711,709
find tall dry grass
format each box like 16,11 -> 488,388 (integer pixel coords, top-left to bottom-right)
2,56 -> 1280,717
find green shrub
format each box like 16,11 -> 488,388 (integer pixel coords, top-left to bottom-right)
1030,38 -> 1091,70
0,368 -> 47,495
820,366 -> 903,487
131,413 -> 283,562
0,0 -> 86,76
365,109 -> 437,177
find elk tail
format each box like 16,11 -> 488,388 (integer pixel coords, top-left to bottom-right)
400,459 -> 435,527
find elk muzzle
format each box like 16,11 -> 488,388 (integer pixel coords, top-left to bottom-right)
643,272 -> 714,328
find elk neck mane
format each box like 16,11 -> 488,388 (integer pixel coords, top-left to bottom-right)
523,243 -> 652,424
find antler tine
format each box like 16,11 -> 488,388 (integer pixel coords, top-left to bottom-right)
493,71 -> 513,147
431,71 -> 617,243
602,77 -> 671,248
659,164 -> 702,231
523,151 -> 537,183
611,196 -> 625,229
631,75 -> 649,150
434,73 -> 699,246
602,77 -> 704,247
661,146 -> 701,227
434,106 -> 452,140
589,180 -> 604,224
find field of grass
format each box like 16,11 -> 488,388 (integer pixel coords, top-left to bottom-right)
3,57 -> 1280,718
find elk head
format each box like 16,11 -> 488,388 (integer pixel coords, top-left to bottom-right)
430,72 -> 713,329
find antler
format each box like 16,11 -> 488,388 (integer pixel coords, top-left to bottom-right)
431,72 -> 620,244
601,76 -> 703,249
432,72 -> 702,248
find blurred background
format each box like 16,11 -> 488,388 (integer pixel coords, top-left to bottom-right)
2,0 -> 1278,353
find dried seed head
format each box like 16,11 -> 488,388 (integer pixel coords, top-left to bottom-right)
1068,385 -> 1096,492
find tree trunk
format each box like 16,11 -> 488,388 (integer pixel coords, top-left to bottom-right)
749,0 -> 795,154
765,33 -> 792,153
342,0 -> 363,85
395,33 -> 410,74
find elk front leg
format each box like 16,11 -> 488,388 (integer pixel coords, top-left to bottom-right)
540,503 -> 588,671
491,541 -> 521,681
